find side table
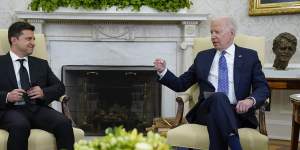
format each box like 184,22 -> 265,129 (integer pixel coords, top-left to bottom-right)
290,94 -> 300,150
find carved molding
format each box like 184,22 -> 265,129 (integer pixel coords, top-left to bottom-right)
26,19 -> 44,33
93,24 -> 134,41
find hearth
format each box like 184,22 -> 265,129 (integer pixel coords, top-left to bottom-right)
62,65 -> 161,135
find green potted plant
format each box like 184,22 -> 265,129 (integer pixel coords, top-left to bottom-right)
28,0 -> 192,13
74,126 -> 170,150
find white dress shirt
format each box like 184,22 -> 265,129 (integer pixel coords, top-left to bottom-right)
10,51 -> 31,87
7,51 -> 31,105
208,44 -> 237,104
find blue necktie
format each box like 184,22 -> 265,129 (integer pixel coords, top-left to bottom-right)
217,51 -> 228,95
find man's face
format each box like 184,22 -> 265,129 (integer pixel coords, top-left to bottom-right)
274,38 -> 295,61
210,20 -> 234,50
11,30 -> 35,57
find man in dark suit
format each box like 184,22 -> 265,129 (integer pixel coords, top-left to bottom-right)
154,16 -> 270,150
0,22 -> 74,150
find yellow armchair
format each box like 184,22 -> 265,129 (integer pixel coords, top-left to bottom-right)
166,34 -> 269,150
0,29 -> 84,150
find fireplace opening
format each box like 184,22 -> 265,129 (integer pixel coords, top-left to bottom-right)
61,65 -> 161,136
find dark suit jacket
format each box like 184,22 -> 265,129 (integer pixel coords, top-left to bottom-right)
159,45 -> 270,127
0,53 -> 65,119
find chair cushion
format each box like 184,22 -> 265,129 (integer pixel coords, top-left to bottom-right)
167,124 -> 268,150
0,128 -> 84,150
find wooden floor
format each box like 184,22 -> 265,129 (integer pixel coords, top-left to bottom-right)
269,139 -> 299,150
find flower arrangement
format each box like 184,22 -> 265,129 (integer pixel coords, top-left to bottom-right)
28,0 -> 192,13
74,126 -> 170,150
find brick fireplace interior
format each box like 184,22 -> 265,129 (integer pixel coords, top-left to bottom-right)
62,65 -> 161,135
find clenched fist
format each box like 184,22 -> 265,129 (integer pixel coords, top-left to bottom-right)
153,58 -> 166,73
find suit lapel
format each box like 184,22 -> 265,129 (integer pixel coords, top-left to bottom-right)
234,45 -> 245,96
28,57 -> 38,85
5,53 -> 18,88
202,49 -> 217,80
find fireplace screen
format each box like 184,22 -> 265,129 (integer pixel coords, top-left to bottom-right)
62,65 -> 161,135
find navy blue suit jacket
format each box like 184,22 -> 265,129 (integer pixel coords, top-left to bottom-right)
159,45 -> 270,127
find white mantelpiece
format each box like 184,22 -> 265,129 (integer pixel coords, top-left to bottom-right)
15,10 -> 208,117
15,11 -> 208,21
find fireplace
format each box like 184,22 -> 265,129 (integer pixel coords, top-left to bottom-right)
62,65 -> 161,135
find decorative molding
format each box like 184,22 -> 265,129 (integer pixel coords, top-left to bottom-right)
93,24 -> 134,41
15,11 -> 208,22
26,19 -> 45,33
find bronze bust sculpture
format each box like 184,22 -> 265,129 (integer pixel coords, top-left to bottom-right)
272,32 -> 297,70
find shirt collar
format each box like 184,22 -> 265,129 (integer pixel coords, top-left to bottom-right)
225,43 -> 235,56
9,51 -> 29,62
217,43 -> 235,56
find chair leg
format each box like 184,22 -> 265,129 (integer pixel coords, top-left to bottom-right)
291,120 -> 300,150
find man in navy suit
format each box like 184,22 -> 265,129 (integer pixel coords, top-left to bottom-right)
0,22 -> 74,150
154,16 -> 270,150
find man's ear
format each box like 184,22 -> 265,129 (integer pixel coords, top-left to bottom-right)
10,37 -> 18,44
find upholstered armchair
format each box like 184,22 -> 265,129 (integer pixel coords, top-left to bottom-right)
166,34 -> 269,150
0,29 -> 84,150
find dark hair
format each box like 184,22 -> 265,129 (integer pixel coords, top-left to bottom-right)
8,21 -> 35,45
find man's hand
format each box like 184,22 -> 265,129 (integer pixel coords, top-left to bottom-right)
235,98 -> 254,114
153,58 -> 166,73
27,86 -> 44,99
7,89 -> 26,103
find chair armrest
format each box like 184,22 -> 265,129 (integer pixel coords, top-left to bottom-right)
59,95 -> 76,126
258,99 -> 269,136
146,96 -> 187,133
174,97 -> 184,127
177,93 -> 191,103
173,93 -> 194,125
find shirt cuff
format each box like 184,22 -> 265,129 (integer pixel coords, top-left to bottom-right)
247,96 -> 256,106
6,92 -> 10,103
157,68 -> 167,80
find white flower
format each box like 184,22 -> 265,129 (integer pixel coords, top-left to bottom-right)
135,142 -> 153,150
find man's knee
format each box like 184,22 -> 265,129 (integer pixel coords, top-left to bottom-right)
55,117 -> 73,130
210,92 -> 230,105
8,121 -> 31,134
211,92 -> 227,99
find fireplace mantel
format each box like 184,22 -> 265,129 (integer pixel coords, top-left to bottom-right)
15,11 -> 208,22
14,10 -> 208,117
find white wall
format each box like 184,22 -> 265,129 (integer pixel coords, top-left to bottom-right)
0,0 -> 30,28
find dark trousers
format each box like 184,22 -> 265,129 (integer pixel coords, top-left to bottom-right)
0,105 -> 75,150
200,92 -> 253,150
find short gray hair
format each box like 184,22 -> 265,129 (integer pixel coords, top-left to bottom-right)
211,16 -> 237,34
226,17 -> 237,34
